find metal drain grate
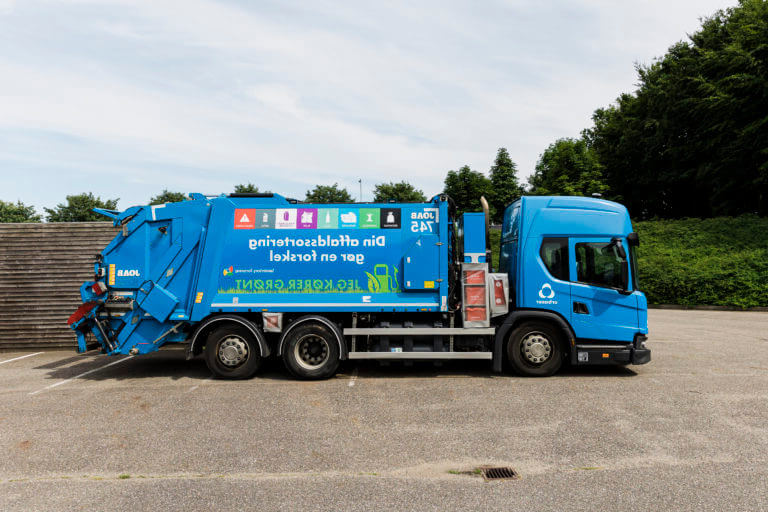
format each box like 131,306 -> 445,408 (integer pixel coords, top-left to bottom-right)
479,466 -> 519,481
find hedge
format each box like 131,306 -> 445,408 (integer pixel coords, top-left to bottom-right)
489,215 -> 768,308
634,216 -> 768,308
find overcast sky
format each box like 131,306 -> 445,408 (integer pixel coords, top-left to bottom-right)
0,0 -> 736,212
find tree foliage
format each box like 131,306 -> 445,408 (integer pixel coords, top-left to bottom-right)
305,183 -> 353,203
0,200 -> 41,223
372,181 -> 427,203
443,165 -> 494,216
149,190 -> 186,205
45,193 -> 119,222
488,148 -> 523,223
585,0 -> 768,219
234,183 -> 260,193
528,138 -> 608,197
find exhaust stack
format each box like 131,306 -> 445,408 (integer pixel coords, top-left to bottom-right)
479,196 -> 491,265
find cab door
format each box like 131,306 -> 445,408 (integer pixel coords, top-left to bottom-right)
525,237 -> 571,320
568,238 -> 638,342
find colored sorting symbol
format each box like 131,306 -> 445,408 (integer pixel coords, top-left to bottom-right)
234,209 -> 256,229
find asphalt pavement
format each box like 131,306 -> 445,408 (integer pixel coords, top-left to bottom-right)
1,309 -> 767,511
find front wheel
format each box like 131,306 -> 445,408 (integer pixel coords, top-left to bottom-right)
204,324 -> 264,379
282,322 -> 340,380
506,322 -> 565,377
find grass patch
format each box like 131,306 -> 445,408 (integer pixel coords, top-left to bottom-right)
447,468 -> 484,476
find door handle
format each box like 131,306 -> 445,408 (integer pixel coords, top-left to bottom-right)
573,302 -> 589,314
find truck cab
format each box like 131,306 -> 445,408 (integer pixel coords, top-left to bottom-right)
498,196 -> 650,374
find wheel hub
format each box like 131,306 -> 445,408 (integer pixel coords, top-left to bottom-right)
521,332 -> 552,364
295,335 -> 329,369
218,336 -> 248,367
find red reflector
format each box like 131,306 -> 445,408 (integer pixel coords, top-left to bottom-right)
68,302 -> 98,326
465,307 -> 487,321
465,286 -> 486,306
464,270 -> 485,285
492,278 -> 506,306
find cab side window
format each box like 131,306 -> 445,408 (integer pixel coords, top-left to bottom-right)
575,242 -> 624,289
502,204 -> 520,241
540,238 -> 568,281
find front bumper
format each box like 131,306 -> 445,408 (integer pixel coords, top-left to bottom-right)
571,334 -> 650,366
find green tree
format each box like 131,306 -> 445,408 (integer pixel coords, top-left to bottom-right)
372,181 -> 427,203
0,200 -> 41,223
234,183 -> 260,193
443,165 -> 494,216
305,183 -> 353,203
585,0 -> 768,218
149,190 -> 186,205
45,193 -> 119,222
528,138 -> 608,197
488,148 -> 523,223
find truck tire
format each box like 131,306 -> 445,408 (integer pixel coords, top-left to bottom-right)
204,324 -> 263,379
282,322 -> 340,380
506,322 -> 565,377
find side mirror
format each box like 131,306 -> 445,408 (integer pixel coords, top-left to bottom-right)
627,232 -> 640,247
610,237 -> 627,260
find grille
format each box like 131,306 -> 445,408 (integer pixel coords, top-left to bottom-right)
479,466 -> 519,481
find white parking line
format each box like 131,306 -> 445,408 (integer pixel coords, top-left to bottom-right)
186,375 -> 214,393
0,352 -> 43,366
348,367 -> 359,387
28,356 -> 134,395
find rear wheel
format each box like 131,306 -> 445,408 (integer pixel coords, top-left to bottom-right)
204,324 -> 263,379
506,322 -> 565,377
282,322 -> 340,380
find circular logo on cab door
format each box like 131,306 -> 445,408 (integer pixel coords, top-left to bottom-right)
538,283 -> 555,299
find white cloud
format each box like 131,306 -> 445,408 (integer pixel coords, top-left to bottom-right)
0,0 -> 737,210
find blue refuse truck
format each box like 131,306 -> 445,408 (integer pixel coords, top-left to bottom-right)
68,192 -> 650,379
